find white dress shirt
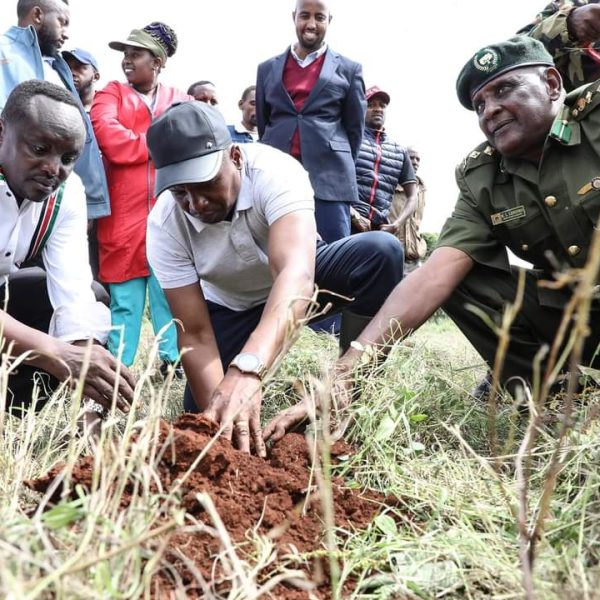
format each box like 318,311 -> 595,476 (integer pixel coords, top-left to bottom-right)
290,43 -> 328,68
0,174 -> 110,343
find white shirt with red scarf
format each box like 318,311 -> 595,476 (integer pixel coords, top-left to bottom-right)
0,172 -> 109,343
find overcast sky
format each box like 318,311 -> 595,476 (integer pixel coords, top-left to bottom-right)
1,0 -> 548,231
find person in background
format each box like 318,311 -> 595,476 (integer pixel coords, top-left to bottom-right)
389,146 -> 428,274
518,0 -> 600,91
256,0 -> 366,242
187,80 -> 219,106
90,22 -> 191,376
265,36 -> 600,438
0,0 -> 110,220
62,47 -> 100,113
63,46 -> 103,282
351,86 -> 417,237
228,85 -> 258,143
0,80 -> 134,414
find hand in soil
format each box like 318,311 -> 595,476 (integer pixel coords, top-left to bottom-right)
264,373 -> 353,442
204,369 -> 267,457
263,401 -> 308,442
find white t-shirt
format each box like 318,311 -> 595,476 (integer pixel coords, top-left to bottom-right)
147,143 -> 315,311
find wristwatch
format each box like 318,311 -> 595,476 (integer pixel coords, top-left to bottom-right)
229,352 -> 268,380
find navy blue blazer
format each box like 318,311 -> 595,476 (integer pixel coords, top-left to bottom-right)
255,47 -> 366,203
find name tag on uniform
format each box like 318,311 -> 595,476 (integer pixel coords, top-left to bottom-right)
490,206 -> 526,226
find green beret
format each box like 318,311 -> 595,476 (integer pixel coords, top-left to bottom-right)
456,36 -> 555,110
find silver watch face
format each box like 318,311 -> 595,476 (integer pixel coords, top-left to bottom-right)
235,352 -> 262,372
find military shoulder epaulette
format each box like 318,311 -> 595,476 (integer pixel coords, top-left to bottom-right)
460,143 -> 498,173
567,81 -> 600,121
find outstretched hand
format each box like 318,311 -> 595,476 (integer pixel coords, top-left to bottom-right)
263,370 -> 355,444
204,370 -> 266,457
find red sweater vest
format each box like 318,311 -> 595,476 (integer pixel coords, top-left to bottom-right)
282,51 -> 326,160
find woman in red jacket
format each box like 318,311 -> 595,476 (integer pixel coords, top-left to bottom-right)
91,22 -> 191,372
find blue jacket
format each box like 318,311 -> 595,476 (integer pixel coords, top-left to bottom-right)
256,47 -> 366,203
353,128 -> 416,226
0,25 -> 110,219
227,124 -> 255,144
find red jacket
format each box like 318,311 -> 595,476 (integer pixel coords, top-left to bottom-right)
91,81 -> 191,283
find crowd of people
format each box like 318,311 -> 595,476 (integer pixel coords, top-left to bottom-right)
1,0 -> 600,452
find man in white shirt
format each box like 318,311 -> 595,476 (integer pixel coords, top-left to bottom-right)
0,80 -> 134,412
146,101 -> 403,455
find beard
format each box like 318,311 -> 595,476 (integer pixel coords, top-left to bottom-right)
37,24 -> 60,57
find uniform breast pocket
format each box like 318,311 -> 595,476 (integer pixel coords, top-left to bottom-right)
492,211 -> 553,262
578,188 -> 600,227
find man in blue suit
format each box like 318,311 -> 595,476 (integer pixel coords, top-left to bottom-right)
255,0 -> 366,242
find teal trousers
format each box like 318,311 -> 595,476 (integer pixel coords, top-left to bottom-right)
107,273 -> 179,367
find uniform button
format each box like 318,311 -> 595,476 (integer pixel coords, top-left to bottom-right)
4,252 -> 10,257
568,245 -> 581,256
545,195 -> 557,207
521,244 -> 529,252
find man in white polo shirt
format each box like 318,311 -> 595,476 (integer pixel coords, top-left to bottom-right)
0,80 -> 134,412
146,101 -> 404,456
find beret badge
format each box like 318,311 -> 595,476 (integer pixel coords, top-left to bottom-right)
474,48 -> 500,73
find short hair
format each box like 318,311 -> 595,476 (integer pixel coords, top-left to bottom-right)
17,0 -> 68,20
240,85 -> 256,102
187,80 -> 215,95
2,80 -> 80,126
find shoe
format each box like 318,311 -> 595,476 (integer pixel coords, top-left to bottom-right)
160,361 -> 185,380
471,372 -> 492,401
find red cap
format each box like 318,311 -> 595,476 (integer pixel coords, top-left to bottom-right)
365,86 -> 390,104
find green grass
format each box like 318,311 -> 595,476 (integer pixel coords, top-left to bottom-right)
0,316 -> 599,598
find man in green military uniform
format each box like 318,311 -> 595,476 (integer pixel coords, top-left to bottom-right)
519,1 -> 600,90
264,36 -> 600,440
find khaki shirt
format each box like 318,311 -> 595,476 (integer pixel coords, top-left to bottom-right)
389,177 -> 427,260
438,80 -> 600,307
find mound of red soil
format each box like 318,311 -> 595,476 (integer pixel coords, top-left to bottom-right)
28,414 -> 387,598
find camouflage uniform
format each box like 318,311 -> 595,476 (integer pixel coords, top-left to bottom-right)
389,176 -> 427,274
518,0 -> 600,90
438,81 -> 600,384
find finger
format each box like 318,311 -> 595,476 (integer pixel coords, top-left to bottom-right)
262,419 -> 277,441
121,364 -> 137,389
82,384 -> 106,406
234,420 -> 251,454
269,422 -> 287,443
250,413 -> 266,458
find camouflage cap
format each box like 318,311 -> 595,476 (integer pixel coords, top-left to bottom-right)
456,36 -> 554,110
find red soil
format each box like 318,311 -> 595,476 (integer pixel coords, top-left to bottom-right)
28,414 -> 387,598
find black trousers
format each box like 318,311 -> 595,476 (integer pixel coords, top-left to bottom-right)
0,267 -> 109,412
183,231 -> 404,411
443,265 -> 600,388
0,268 -> 59,412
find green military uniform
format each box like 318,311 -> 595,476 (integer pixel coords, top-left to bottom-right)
518,0 -> 600,91
438,80 -> 600,385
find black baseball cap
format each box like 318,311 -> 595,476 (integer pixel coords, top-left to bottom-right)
148,101 -> 232,196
